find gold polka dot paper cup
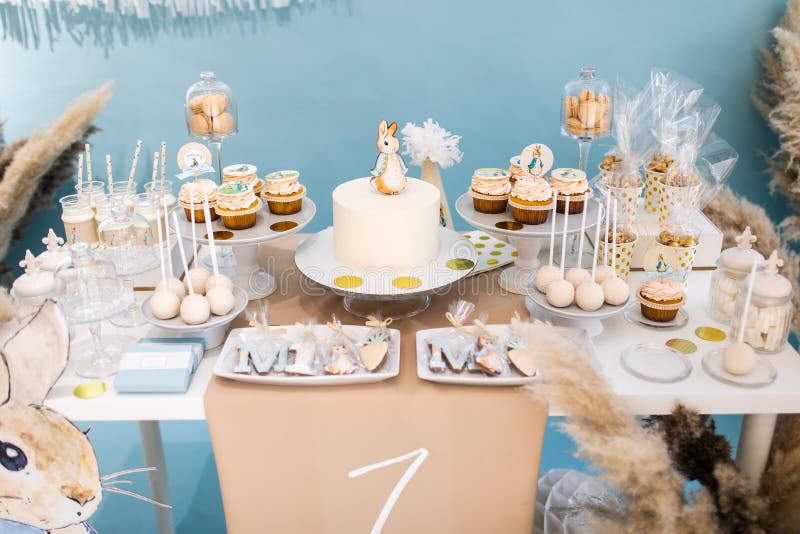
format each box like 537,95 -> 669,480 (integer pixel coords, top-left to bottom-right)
643,169 -> 665,214
597,231 -> 637,280
605,184 -> 644,225
656,231 -> 701,284
657,181 -> 702,224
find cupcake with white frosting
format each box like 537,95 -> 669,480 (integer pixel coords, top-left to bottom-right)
216,181 -> 261,230
637,277 -> 685,322
262,170 -> 305,215
551,168 -> 591,214
223,164 -> 264,195
179,179 -> 219,222
509,178 -> 552,225
469,168 -> 511,214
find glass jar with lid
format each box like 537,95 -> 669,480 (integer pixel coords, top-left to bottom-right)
185,71 -> 238,140
709,227 -> 765,323
561,67 -> 612,141
729,250 -> 793,353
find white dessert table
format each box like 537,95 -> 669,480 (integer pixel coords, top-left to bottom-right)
43,236 -> 800,534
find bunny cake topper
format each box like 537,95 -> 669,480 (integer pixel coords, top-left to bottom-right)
370,119 -> 408,195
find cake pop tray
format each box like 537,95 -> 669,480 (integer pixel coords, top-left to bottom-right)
214,325 -> 400,386
140,285 -> 248,332
416,324 -> 598,386
295,227 -> 477,298
527,287 -> 629,320
454,193 -> 602,238
171,198 -> 316,246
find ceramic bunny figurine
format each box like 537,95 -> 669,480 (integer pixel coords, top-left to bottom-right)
370,119 -> 408,195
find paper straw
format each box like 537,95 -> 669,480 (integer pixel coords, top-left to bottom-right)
189,191 -> 198,266
150,152 -> 159,193
163,197 -> 174,278
576,191 -> 589,268
202,194 -> 219,276
160,141 -> 167,190
127,139 -> 142,195
548,190 -> 558,266
559,196 -> 570,278
603,192 -> 611,266
737,260 -> 759,344
85,144 -> 93,193
590,202 -> 603,280
105,154 -> 113,189
76,153 -> 84,196
172,211 -> 194,295
156,202 -> 167,287
611,199 -> 618,273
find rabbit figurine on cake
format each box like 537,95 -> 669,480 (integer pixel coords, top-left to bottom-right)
371,119 -> 408,195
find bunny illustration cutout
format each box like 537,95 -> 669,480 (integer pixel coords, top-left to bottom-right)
370,120 -> 408,195
0,300 -> 168,534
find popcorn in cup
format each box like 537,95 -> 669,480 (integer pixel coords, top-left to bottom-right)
656,223 -> 701,283
597,224 -> 637,280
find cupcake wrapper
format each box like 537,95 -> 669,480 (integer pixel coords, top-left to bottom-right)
511,205 -> 550,225
220,212 -> 257,230
508,198 -> 553,210
182,206 -> 219,223
469,189 -> 510,202
635,291 -> 686,310
640,303 -> 680,322
556,194 -> 588,214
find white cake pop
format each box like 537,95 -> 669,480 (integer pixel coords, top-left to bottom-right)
546,195 -> 575,308
594,265 -> 615,285
157,278 -> 186,299
595,191 -> 615,284
534,190 -> 561,293
601,199 -> 629,305
576,206 -> 605,312
565,192 -> 591,288
172,211 -> 210,325
723,261 -> 759,375
161,196 -> 185,298
185,268 -> 211,295
150,211 -> 180,320
201,195 -> 235,316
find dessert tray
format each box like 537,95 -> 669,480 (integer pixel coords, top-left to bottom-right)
295,226 -> 477,318
171,199 -> 316,300
141,285 -> 248,332
455,193 -> 602,294
214,325 -> 401,386
415,323 -> 597,386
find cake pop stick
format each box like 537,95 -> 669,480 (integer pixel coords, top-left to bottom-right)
611,198 -> 618,275
548,190 -> 558,266
559,196 -> 570,278
85,144 -> 93,194
534,191 -> 562,293
149,207 -> 180,320
163,198 -> 174,278
738,260 -> 759,345
76,153 -> 84,197
105,154 -> 113,190
156,203 -> 168,286
590,202 -> 603,280
150,152 -> 159,197
202,194 -> 234,314
603,192 -> 611,266
190,191 -> 198,267
172,212 -> 194,295
202,196 -> 219,276
576,192 -> 589,269
127,139 -> 142,196
184,190 -> 211,294
160,141 -> 167,190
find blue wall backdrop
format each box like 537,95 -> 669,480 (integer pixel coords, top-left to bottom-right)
0,0 -> 788,531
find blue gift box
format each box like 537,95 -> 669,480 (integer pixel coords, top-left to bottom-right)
137,337 -> 205,371
115,344 -> 197,393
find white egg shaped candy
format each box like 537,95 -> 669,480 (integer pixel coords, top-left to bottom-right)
594,265 -> 615,285
207,286 -> 235,316
534,265 -> 562,293
205,273 -> 233,292
602,276 -> 630,305
185,267 -> 211,295
546,279 -> 575,308
180,294 -> 210,325
575,281 -> 604,312
157,277 -> 186,300
565,267 -> 591,288
149,290 -> 180,320
723,342 -> 756,375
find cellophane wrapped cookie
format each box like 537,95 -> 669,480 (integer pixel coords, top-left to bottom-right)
358,314 -> 393,372
284,320 -> 322,376
322,315 -> 361,375
426,300 -> 477,373
243,302 -> 291,375
467,314 -> 508,376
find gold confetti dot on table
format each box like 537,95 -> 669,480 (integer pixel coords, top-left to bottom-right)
464,234 -> 471,239
666,338 -> 697,354
495,221 -> 523,231
392,276 -> 423,290
479,235 -> 490,240
474,243 -> 485,248
446,258 -> 475,270
494,243 -> 506,248
490,251 -> 501,256
334,275 -> 363,289
487,259 -> 499,265
511,251 -> 518,257
695,326 -> 727,342
270,221 -> 298,232
206,230 -> 234,240
73,380 -> 107,399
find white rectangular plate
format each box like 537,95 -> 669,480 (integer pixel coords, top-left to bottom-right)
214,326 -> 400,386
416,324 -> 597,386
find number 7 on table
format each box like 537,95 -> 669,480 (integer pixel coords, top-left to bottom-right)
347,448 -> 429,534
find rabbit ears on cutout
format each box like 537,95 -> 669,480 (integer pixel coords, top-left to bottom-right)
378,120 -> 398,137
0,300 -> 70,406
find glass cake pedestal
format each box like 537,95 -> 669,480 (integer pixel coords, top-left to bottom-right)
171,199 -> 316,300
295,227 -> 478,320
454,193 -> 602,295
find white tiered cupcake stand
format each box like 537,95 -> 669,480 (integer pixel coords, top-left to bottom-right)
171,199 -> 316,300
295,227 -> 477,319
454,193 -> 601,295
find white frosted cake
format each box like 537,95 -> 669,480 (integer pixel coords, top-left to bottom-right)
333,177 -> 440,271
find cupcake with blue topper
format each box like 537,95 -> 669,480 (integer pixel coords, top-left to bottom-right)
215,180 -> 261,230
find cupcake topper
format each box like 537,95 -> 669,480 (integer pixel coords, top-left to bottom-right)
127,139 -> 142,196
105,154 -> 113,189
518,143 -> 554,178
76,153 -> 84,197
171,211 -> 195,295
189,190 -> 199,267
603,192 -> 611,266
611,198 -> 619,273
202,194 -> 219,276
155,200 -> 168,288
19,250 -> 39,274
42,229 -> 64,252
590,202 -> 603,280
85,143 -> 93,193
175,142 -> 214,182
163,197 -> 174,279
576,191 -> 589,268
160,141 -> 167,190
150,152 -> 159,197
560,196 -> 570,278
370,119 -> 408,195
738,259 -> 759,344
735,226 -> 757,250
548,190 -> 558,266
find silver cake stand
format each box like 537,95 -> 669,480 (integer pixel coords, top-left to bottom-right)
171,199 -> 316,300
454,193 -> 602,295
294,227 -> 477,319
